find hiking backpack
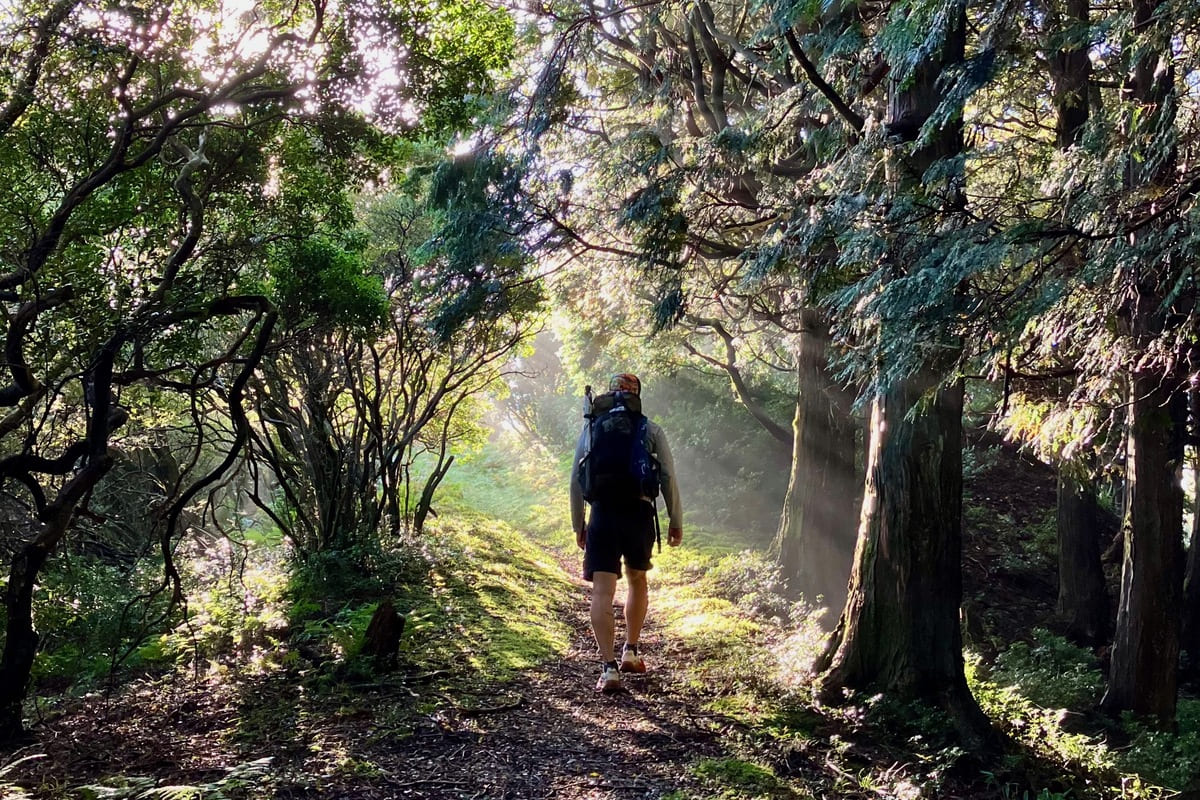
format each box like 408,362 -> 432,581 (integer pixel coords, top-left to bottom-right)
578,389 -> 661,506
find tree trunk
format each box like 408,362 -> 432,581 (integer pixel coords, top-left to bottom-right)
1101,0 -> 1182,726
361,598 -> 406,669
1101,372 -> 1184,722
0,538 -> 51,745
773,310 -> 856,615
1056,471 -> 1110,645
814,374 -> 992,747
1048,0 -> 1106,648
414,454 -> 455,535
1049,0 -> 1091,151
812,0 -> 992,749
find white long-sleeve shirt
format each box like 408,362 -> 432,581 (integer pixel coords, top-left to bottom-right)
569,418 -> 682,534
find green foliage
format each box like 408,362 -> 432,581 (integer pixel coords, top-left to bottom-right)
876,0 -> 966,88
287,544 -> 415,609
399,0 -> 517,133
31,558 -> 171,688
990,630 -> 1103,710
1116,700 -> 1200,793
421,149 -> 545,342
618,178 -> 687,269
700,550 -> 792,621
271,238 -> 388,334
76,758 -> 275,800
981,772 -> 1072,800
694,757 -> 780,794
118,537 -> 292,673
0,0 -> 532,740
294,603 -> 380,666
967,639 -> 1200,795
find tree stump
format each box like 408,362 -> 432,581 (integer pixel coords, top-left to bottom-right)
362,598 -> 405,669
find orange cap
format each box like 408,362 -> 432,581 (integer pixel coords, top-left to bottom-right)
609,373 -> 641,395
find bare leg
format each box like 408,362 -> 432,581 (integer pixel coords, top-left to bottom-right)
624,568 -> 648,648
590,571 -> 619,662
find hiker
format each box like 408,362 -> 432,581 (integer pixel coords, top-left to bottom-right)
570,372 -> 683,693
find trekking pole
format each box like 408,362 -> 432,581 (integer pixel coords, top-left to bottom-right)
653,497 -> 661,553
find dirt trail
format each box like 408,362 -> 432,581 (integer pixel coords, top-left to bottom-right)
364,602 -> 734,799
9,586 -> 753,799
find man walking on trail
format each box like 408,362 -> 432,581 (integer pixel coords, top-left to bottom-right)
570,373 -> 683,693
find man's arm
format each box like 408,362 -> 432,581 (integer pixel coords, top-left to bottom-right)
649,422 -> 683,545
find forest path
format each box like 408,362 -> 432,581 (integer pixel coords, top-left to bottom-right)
11,574 -> 771,799
363,581 -> 743,799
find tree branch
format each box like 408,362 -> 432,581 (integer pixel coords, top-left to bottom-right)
0,0 -> 80,135
683,315 -> 792,447
784,29 -> 864,133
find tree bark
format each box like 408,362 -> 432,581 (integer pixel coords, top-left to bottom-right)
414,454 -> 455,535
1101,371 -> 1185,722
772,310 -> 856,614
814,0 -> 993,748
1048,0 -> 1091,151
0,538 -> 51,745
814,373 -> 992,748
1048,0 -> 1105,646
362,598 -> 406,669
1055,471 -> 1110,645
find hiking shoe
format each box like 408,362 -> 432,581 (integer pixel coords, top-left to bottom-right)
596,662 -> 621,693
620,644 -> 646,673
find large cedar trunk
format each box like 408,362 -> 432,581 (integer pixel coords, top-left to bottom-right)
1101,373 -> 1184,722
1055,472 -> 1110,645
1101,0 -> 1182,726
814,375 -> 992,747
773,311 -> 857,613
813,0 -> 992,749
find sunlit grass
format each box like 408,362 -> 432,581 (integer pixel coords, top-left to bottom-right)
396,511 -> 575,678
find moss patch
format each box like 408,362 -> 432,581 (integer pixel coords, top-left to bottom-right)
396,512 -> 576,678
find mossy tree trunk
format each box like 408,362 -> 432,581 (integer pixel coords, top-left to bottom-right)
773,309 -> 857,613
814,374 -> 993,748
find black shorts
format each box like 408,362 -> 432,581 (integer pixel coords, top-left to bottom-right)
584,501 -> 656,581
